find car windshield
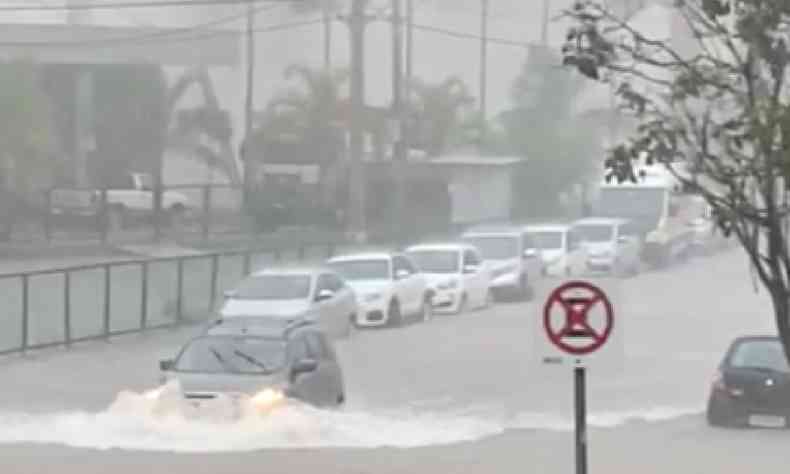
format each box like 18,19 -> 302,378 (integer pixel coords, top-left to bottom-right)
329,259 -> 390,281
529,231 -> 563,250
462,236 -> 520,260
729,340 -> 790,373
575,224 -> 614,243
407,250 -> 459,274
174,336 -> 287,375
232,274 -> 312,300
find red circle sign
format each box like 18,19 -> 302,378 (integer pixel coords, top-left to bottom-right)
543,280 -> 614,355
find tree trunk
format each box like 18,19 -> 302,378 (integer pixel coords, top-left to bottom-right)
769,288 -> 790,365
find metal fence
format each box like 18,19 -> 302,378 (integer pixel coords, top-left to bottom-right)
0,241 -> 341,355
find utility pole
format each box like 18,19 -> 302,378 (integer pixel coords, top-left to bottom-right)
347,0 -> 368,242
322,0 -> 333,70
541,0 -> 550,45
242,0 -> 256,212
479,0 -> 489,131
391,0 -> 407,244
405,0 -> 414,92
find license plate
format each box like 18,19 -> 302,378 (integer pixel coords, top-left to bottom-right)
748,415 -> 786,428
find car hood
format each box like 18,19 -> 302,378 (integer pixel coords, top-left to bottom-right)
540,249 -> 565,262
220,298 -> 310,318
422,273 -> 460,287
485,259 -> 520,276
345,280 -> 391,295
584,242 -> 615,255
166,371 -> 288,395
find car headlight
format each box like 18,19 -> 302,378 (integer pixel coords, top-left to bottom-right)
250,388 -> 286,412
363,292 -> 383,302
438,279 -> 459,290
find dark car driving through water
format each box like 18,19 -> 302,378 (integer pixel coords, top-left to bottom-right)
707,336 -> 790,428
155,317 -> 346,420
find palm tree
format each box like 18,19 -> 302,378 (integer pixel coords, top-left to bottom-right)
166,68 -> 239,184
406,76 -> 476,156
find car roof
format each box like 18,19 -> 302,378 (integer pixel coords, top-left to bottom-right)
204,316 -> 320,339
730,335 -> 780,345
327,251 -> 396,262
406,242 -> 474,252
461,225 -> 522,237
574,217 -> 629,226
523,223 -> 572,232
250,265 -> 335,277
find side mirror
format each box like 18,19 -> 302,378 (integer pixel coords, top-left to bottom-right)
463,264 -> 479,274
395,269 -> 411,280
291,358 -> 318,377
523,248 -> 538,258
223,289 -> 238,299
159,359 -> 174,371
315,289 -> 335,302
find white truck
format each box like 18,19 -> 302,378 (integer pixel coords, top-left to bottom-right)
591,166 -> 696,268
50,172 -> 192,230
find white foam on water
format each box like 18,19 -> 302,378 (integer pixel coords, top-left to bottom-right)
0,386 -> 703,452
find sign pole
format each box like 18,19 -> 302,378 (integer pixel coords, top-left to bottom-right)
574,365 -> 588,474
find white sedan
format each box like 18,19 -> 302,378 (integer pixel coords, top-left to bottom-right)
327,252 -> 432,327
220,266 -> 356,339
405,243 -> 491,314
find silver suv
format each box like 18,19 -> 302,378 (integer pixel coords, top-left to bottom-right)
158,317 -> 345,417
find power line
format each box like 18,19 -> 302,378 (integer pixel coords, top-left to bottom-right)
412,22 -> 533,48
0,16 -> 322,47
0,0 -> 286,12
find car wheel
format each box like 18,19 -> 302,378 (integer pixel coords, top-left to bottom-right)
456,294 -> 468,315
387,299 -> 403,327
706,396 -> 731,427
420,294 -> 433,322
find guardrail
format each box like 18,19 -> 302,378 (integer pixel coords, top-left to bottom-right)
0,241 -> 341,355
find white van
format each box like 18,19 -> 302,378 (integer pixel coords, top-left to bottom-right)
523,223 -> 588,277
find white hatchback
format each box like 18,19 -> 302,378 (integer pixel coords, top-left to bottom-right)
573,217 -> 642,276
220,266 -> 357,339
405,243 -> 491,314
327,252 -> 432,327
523,223 -> 588,277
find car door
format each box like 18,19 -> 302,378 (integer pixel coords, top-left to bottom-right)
286,333 -> 322,406
304,331 -> 342,406
462,248 -> 487,306
314,274 -> 342,337
521,232 -> 542,281
392,255 -> 422,315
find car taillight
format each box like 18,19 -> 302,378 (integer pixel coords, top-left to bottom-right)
712,370 -> 726,391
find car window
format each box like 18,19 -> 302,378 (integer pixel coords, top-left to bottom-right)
328,259 -> 390,281
174,336 -> 287,375
406,250 -> 460,274
233,274 -> 312,300
463,249 -> 481,266
729,339 -> 790,372
316,273 -> 343,296
393,255 -> 417,276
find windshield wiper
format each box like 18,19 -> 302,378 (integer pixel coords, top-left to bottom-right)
233,350 -> 271,372
209,346 -> 238,373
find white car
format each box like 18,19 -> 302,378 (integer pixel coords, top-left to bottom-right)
573,217 -> 642,276
461,225 -> 542,300
523,223 -> 588,277
220,266 -> 356,339
327,252 -> 433,327
405,243 -> 491,314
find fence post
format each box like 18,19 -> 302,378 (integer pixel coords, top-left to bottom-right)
209,254 -> 219,314
21,275 -> 29,353
202,185 -> 211,241
103,265 -> 111,338
176,258 -> 184,323
99,188 -> 109,244
140,261 -> 149,330
243,251 -> 252,276
44,189 -> 53,243
64,271 -> 71,347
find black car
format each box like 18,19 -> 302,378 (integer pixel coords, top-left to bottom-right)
706,336 -> 790,428
158,317 -> 346,417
